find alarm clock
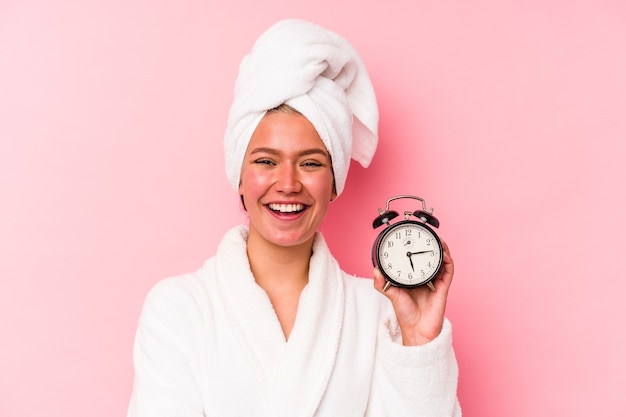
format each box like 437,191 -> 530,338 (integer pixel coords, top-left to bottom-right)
372,195 -> 443,292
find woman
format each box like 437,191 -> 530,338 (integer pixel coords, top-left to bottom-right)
128,19 -> 461,417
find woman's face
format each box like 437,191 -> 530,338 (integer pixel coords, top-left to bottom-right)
239,111 -> 336,249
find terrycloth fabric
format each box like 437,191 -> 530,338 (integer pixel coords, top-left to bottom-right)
224,19 -> 379,196
128,226 -> 461,417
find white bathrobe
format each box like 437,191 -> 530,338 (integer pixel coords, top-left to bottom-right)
128,226 -> 461,417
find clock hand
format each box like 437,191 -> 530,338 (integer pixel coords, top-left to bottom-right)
410,250 -> 434,255
406,251 -> 415,271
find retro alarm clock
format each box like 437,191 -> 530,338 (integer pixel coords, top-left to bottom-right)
372,195 -> 443,292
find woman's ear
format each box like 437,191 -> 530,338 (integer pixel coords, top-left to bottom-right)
238,181 -> 247,211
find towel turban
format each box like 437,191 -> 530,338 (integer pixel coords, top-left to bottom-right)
223,19 -> 379,196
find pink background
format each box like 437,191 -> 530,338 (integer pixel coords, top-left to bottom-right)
2,1 -> 625,416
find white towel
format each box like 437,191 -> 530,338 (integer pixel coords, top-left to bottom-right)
224,19 -> 379,196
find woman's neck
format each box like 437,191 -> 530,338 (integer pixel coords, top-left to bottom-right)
247,232 -> 312,290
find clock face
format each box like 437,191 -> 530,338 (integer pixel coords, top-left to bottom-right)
375,220 -> 443,287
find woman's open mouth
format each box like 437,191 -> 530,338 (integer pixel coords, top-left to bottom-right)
268,203 -> 306,214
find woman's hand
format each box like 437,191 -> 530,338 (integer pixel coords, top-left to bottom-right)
373,240 -> 454,346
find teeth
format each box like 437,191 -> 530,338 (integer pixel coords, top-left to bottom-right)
269,203 -> 304,213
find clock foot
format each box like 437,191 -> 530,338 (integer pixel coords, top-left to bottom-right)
383,281 -> 392,292
427,282 -> 435,291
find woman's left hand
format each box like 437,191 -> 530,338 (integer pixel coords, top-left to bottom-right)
373,239 -> 454,346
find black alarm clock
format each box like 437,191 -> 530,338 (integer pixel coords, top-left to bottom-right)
372,195 -> 443,292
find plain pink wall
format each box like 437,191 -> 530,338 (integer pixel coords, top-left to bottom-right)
2,1 -> 625,416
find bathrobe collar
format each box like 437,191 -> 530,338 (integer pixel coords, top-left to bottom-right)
215,226 -> 345,417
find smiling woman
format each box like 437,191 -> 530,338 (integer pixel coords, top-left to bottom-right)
127,19 -> 461,417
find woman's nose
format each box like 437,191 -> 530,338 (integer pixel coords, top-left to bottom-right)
275,164 -> 302,193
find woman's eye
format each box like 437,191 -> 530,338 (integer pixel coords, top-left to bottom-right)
302,161 -> 323,167
254,158 -> 275,165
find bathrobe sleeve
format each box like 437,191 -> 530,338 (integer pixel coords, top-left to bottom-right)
367,318 -> 462,417
127,277 -> 206,417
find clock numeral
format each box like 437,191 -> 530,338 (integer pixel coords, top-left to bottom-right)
395,232 -> 402,239
383,252 -> 389,259
426,239 -> 431,246
387,263 -> 393,269
405,229 -> 412,236
397,270 -> 402,278
387,241 -> 394,248
408,273 -> 413,280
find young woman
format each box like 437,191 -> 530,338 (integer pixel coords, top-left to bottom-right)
128,19 -> 461,417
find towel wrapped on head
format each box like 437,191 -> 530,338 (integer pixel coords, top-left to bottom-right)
224,19 -> 379,196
